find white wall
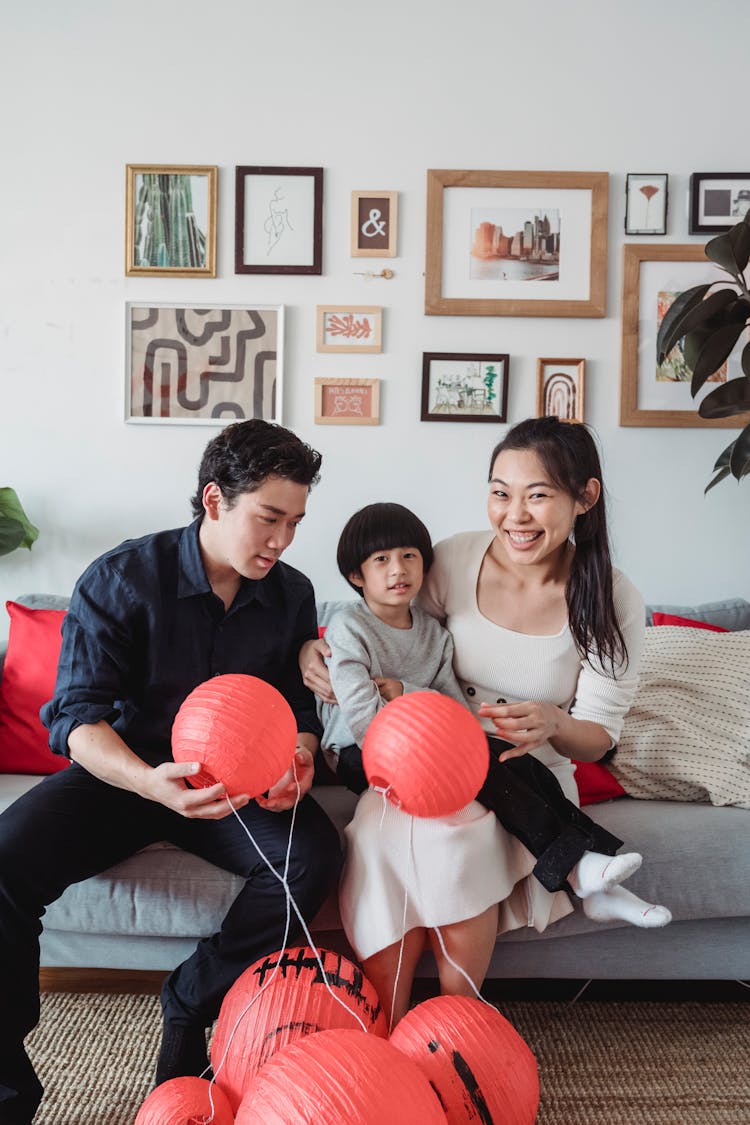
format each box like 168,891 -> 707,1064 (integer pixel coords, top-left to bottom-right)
2,0 -> 749,637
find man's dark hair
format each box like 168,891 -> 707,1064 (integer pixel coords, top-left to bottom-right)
336,502 -> 434,597
190,420 -> 322,517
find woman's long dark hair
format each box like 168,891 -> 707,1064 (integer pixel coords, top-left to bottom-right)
489,416 -> 627,672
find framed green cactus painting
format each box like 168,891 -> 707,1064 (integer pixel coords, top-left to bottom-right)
126,164 -> 218,277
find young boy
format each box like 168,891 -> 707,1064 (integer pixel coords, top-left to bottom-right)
320,503 -> 669,1023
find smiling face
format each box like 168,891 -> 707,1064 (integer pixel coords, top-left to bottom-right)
488,448 -> 599,569
199,475 -> 308,590
350,547 -> 425,624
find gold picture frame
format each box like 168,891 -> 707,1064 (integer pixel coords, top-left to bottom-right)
425,168 -> 608,318
536,358 -> 586,422
620,244 -> 750,427
125,164 -> 217,277
314,378 -> 380,425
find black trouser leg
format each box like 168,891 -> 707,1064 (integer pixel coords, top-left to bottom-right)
0,766 -> 167,1122
476,738 -> 623,891
335,744 -> 368,795
160,793 -> 342,1027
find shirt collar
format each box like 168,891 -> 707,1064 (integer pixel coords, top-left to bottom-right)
177,518 -> 275,608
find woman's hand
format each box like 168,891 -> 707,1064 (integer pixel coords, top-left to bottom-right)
299,637 -> 336,703
478,700 -> 562,761
255,748 -> 315,811
373,677 -> 403,702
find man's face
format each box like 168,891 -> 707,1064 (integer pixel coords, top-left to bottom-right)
204,475 -> 308,581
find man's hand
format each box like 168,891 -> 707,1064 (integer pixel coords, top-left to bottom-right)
255,748 -> 315,812
373,677 -> 403,703
299,637 -> 336,703
141,761 -> 250,819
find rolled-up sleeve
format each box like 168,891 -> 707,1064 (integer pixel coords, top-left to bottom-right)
41,562 -> 139,757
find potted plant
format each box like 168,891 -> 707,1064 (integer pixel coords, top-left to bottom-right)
0,488 -> 39,557
656,212 -> 750,491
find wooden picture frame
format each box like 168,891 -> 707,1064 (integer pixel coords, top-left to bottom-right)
536,358 -> 586,422
421,352 -> 508,423
235,166 -> 323,275
125,164 -> 217,277
350,191 -> 398,257
425,169 -> 608,318
316,305 -> 382,353
689,172 -> 750,235
625,173 -> 668,236
125,302 -> 283,424
314,378 -> 380,425
620,244 -> 750,428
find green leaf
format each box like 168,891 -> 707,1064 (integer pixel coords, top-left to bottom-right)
698,375 -> 750,418
656,283 -> 711,363
658,287 -> 737,361
705,465 -> 732,493
0,518 -> 25,557
712,439 -> 735,472
742,341 -> 750,379
729,420 -> 750,480
685,320 -> 748,394
705,221 -> 750,275
0,487 -> 39,553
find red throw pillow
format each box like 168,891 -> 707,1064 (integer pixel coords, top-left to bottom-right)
651,612 -> 729,632
572,759 -> 626,806
0,601 -> 69,774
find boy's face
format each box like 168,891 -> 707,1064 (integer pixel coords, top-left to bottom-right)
350,547 -> 424,613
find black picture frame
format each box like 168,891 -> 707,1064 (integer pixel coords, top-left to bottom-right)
421,352 -> 509,423
624,173 -> 668,236
689,172 -> 750,235
235,166 -> 323,275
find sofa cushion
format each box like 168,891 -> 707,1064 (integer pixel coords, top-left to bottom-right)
611,627 -> 750,809
0,601 -> 69,774
645,598 -> 750,630
651,612 -> 728,632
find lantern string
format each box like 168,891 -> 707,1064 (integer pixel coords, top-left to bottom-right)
430,925 -> 493,1009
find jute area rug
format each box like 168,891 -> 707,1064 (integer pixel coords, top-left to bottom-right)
27,992 -> 750,1124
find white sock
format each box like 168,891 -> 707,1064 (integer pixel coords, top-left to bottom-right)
582,885 -> 672,928
568,851 -> 643,898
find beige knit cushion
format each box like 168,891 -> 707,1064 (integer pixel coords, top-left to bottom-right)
610,626 -> 750,808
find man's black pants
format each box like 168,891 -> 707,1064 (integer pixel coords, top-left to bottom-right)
0,764 -> 341,1124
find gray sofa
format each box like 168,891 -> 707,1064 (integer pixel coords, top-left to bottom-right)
1,595 -> 748,983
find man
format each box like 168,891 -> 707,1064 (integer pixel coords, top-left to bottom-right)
0,420 -> 341,1124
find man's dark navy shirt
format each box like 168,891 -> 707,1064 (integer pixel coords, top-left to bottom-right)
41,519 -> 322,765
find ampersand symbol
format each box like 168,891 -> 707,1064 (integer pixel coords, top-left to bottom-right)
361,208 -> 386,238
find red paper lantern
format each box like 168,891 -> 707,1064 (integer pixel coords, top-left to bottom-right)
361,692 -> 489,817
172,674 -> 297,798
134,1076 -> 234,1125
389,994 -> 539,1124
234,1028 -> 447,1124
212,945 -> 387,1112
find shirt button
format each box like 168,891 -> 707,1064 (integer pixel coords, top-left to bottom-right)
466,686 -> 476,697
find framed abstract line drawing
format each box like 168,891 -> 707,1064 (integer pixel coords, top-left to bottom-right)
350,191 -> 398,257
619,244 -> 749,427
235,166 -> 323,275
536,358 -> 586,422
689,172 -> 750,234
316,306 -> 383,353
625,174 -> 668,235
126,303 -> 283,425
425,169 -> 608,318
125,164 -> 217,277
314,378 -> 380,425
421,352 -> 508,423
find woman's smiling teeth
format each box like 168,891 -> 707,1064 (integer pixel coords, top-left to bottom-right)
507,530 -> 542,543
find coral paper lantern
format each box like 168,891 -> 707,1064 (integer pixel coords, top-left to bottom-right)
362,692 -> 489,817
212,945 -> 387,1112
234,1028 -> 447,1124
134,1076 -> 234,1125
389,994 -> 539,1124
172,674 -> 297,798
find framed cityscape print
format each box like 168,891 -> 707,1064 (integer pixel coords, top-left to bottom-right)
619,244 -> 749,427
126,303 -> 283,424
125,164 -> 217,277
424,169 -> 608,317
235,166 -> 323,275
536,358 -> 586,422
316,305 -> 383,353
625,173 -> 668,235
314,378 -> 380,425
689,172 -> 750,234
350,191 -> 398,257
421,352 -> 508,423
